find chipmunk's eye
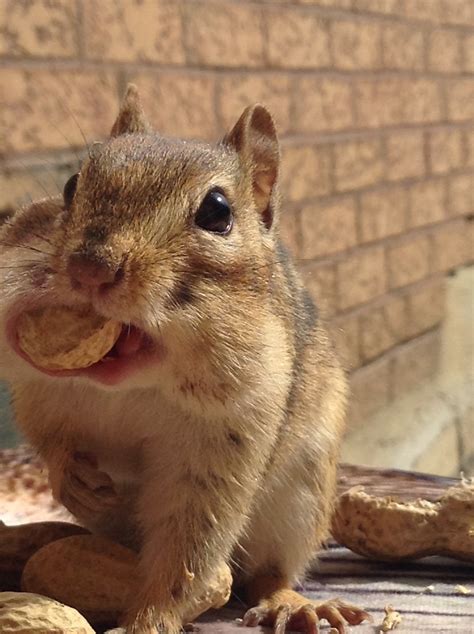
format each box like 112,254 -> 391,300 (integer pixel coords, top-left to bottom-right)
63,173 -> 79,208
195,189 -> 233,235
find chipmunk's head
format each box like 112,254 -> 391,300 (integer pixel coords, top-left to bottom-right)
0,85 -> 284,392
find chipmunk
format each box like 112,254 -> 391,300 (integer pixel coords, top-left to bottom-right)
0,85 -> 369,633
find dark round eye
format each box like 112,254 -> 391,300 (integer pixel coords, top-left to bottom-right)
63,173 -> 79,208
194,189 -> 233,235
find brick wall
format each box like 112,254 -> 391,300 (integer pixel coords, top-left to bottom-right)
1,0 -> 473,428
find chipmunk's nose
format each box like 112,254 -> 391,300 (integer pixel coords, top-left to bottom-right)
67,251 -> 124,292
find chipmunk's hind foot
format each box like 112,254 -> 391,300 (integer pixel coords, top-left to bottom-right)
242,589 -> 371,633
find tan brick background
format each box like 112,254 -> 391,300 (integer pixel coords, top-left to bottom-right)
1,0 -> 473,429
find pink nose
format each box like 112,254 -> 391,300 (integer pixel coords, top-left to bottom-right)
67,252 -> 124,291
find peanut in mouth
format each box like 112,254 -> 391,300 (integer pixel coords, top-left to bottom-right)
16,305 -> 122,371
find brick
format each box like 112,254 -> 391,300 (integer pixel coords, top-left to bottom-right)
0,160 -> 81,212
351,0 -> 402,14
83,0 -> 184,63
337,246 -> 386,310
130,73 -> 217,140
382,24 -> 424,71
292,77 -> 353,133
359,186 -> 407,243
438,0 -> 474,27
408,81 -> 444,125
355,79 -> 404,127
463,34 -> 474,73
218,74 -> 292,135
296,0 -> 352,6
279,209 -> 301,256
392,330 -> 440,397
266,9 -> 330,69
331,313 -> 360,371
0,0 -> 78,57
331,20 -> 381,70
348,356 -> 391,429
387,234 -> 431,288
470,218 -> 474,266
185,2 -> 264,67
280,144 -> 332,201
406,80 -> 443,124
300,197 -> 357,259
355,79 -> 442,127
428,129 -> 464,175
431,219 -> 472,272
466,129 -> 474,169
385,131 -> 425,181
448,174 -> 474,216
0,68 -> 117,154
355,79 -> 441,127
353,0 -> 403,15
401,0 -> 442,22
359,295 -> 407,361
447,80 -> 474,122
334,138 -> 384,192
405,277 -> 445,338
408,179 -> 446,228
302,262 -> 337,317
428,29 -> 462,72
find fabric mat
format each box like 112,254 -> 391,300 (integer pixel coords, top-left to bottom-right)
196,546 -> 473,633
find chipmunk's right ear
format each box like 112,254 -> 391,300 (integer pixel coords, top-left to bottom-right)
223,104 -> 280,230
110,84 -> 151,137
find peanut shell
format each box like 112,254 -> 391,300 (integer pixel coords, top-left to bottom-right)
331,481 -> 474,562
182,562 -> 232,622
0,591 -> 94,633
0,520 -> 88,590
21,535 -> 137,624
380,605 -> 402,632
17,305 -> 121,370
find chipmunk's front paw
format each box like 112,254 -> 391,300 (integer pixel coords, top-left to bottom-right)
59,451 -> 120,519
243,591 -> 371,633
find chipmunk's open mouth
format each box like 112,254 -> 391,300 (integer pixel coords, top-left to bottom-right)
7,309 -> 161,386
78,324 -> 159,384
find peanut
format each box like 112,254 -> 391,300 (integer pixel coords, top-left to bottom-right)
17,305 -> 121,370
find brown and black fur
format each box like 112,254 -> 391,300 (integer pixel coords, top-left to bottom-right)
0,85 -> 369,633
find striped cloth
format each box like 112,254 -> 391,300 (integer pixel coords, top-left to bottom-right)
197,546 -> 473,633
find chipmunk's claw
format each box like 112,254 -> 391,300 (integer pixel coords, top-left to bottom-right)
242,595 -> 371,633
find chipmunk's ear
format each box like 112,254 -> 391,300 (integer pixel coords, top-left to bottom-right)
110,84 -> 151,137
224,104 -> 279,230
